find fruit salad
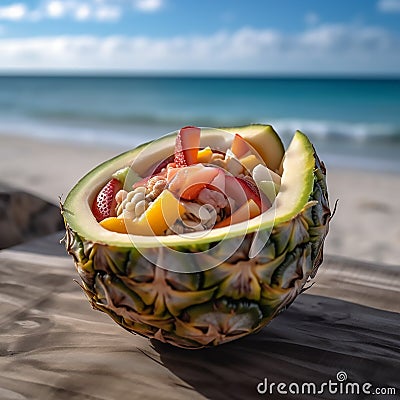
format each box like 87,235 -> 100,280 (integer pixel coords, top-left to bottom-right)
92,126 -> 282,236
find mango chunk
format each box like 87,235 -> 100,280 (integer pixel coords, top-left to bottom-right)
100,190 -> 185,236
126,189 -> 185,236
100,217 -> 127,234
197,146 -> 213,163
239,154 -> 264,172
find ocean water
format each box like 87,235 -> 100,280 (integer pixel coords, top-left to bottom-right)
1,76 -> 400,171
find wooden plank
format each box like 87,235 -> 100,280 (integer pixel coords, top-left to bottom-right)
308,255 -> 400,313
0,237 -> 399,400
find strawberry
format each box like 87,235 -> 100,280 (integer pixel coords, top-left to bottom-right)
92,178 -> 122,222
239,177 -> 272,211
174,126 -> 201,167
236,177 -> 264,210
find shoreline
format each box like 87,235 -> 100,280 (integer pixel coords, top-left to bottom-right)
2,125 -> 400,174
1,133 -> 399,267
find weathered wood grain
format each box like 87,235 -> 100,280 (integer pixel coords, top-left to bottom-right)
0,234 -> 399,400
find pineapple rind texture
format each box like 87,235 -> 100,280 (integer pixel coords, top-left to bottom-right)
65,151 -> 330,349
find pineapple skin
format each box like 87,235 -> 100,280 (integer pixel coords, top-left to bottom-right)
64,153 -> 331,349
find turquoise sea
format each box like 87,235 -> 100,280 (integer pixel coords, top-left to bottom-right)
1,76 -> 400,171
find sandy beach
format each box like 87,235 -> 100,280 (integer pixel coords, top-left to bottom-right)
1,133 -> 400,266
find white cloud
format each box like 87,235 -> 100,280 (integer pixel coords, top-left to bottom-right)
74,4 -> 92,21
134,0 -> 163,13
46,1 -> 66,18
0,0 -> 160,22
95,5 -> 121,21
0,3 -> 27,21
0,24 -> 398,74
378,0 -> 400,13
0,1 -> 122,22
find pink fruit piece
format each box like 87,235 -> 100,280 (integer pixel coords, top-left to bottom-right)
169,164 -> 219,200
224,175 -> 262,210
230,134 -> 252,158
209,168 -> 226,193
174,126 -> 201,167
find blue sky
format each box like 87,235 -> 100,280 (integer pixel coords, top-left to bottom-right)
0,0 -> 399,74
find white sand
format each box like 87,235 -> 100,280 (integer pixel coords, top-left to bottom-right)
1,134 -> 399,266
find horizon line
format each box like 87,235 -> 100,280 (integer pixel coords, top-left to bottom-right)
0,71 -> 399,80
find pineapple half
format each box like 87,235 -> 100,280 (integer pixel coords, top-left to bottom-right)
62,125 -> 331,349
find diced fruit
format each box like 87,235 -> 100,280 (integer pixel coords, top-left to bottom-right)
227,125 -> 284,174
252,164 -> 281,186
209,169 -> 225,193
224,176 -> 262,210
197,146 -> 213,163
174,126 -> 201,167
92,178 -> 122,222
215,199 -> 260,228
238,177 -> 264,210
124,189 -> 185,235
225,154 -> 244,176
166,167 -> 180,182
230,134 -> 252,158
224,176 -> 248,210
169,164 -> 219,200
239,154 -> 263,173
100,217 -> 127,234
181,183 -> 208,200
229,134 -> 265,173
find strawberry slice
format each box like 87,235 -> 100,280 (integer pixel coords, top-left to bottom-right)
237,177 -> 267,210
174,126 -> 201,167
239,177 -> 272,211
92,178 -> 122,222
